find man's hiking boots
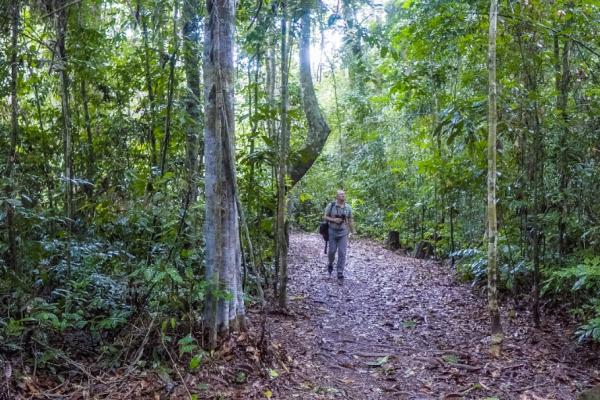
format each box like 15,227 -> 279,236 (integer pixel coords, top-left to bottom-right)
327,264 -> 345,283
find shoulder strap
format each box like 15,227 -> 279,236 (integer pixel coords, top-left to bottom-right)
327,202 -> 335,217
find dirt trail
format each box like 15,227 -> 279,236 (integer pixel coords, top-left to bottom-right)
7,232 -> 599,399
267,232 -> 599,399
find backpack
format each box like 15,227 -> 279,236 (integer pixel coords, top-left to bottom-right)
319,202 -> 335,254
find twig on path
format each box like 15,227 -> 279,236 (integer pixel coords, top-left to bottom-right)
383,384 -> 415,396
413,355 -> 481,371
98,317 -> 158,397
511,381 -> 552,393
448,362 -> 481,372
500,362 -> 526,371
126,315 -> 157,374
354,352 -> 397,358
375,325 -> 395,336
413,356 -> 444,366
161,336 -> 193,400
433,349 -> 472,359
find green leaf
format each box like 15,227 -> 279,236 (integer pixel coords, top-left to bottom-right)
442,354 -> 459,364
166,268 -> 184,284
178,334 -> 194,346
179,344 -> 197,355
235,371 -> 247,383
402,319 -> 417,329
189,354 -> 202,370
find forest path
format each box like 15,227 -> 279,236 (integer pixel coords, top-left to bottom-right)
266,232 -> 598,400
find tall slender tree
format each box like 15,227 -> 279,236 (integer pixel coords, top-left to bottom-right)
160,0 -> 180,176
80,80 -> 95,196
182,0 -> 203,202
4,0 -> 20,273
556,35 -> 571,261
138,1 -> 158,170
203,0 -> 246,349
276,0 -> 290,308
54,0 -> 74,278
513,11 -> 544,328
487,0 -> 503,357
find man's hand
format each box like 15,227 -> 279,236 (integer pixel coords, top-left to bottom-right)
333,218 -> 343,224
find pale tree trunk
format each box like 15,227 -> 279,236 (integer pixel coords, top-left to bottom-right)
182,0 -> 203,202
289,7 -> 331,185
276,0 -> 290,308
487,0 -> 503,357
55,1 -> 73,278
4,0 -> 20,273
203,0 -> 246,349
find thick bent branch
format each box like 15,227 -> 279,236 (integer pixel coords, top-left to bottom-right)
289,9 -> 331,186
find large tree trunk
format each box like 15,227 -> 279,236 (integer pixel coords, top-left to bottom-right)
487,0 -> 503,357
277,0 -> 290,308
288,8 -> 330,186
203,0 -> 246,349
4,0 -> 20,273
182,0 -> 203,202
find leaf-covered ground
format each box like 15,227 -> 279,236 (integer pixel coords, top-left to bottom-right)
6,232 -> 600,399
264,232 -> 599,399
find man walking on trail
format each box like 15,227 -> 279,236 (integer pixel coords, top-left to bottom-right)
323,190 -> 354,280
